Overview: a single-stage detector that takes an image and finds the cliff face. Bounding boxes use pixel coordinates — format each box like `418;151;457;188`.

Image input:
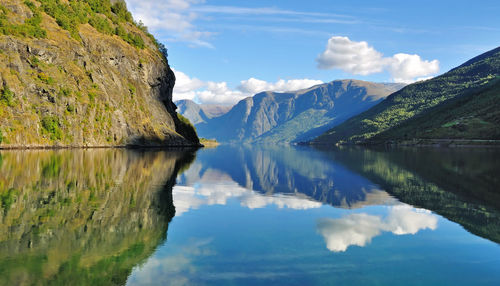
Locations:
0;0;198;147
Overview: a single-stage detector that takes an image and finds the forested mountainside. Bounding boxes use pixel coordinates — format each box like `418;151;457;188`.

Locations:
371;78;500;142
313;47;500;145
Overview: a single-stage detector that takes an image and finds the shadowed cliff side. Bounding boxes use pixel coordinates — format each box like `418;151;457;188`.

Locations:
0;148;195;285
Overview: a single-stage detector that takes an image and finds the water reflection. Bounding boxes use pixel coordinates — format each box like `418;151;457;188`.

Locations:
319;147;500;244
0;149;194;285
127;238;214;285
178;145;399;209
317;206;437;252
2;145;500;285
173;183;322;216
180;145;500;245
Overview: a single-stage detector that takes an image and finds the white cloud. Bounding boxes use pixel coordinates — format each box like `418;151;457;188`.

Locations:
172;69;205;101
127;238;214;285
317;36;440;83
316;36;386;75
172;69;323;105
192;5;352;19
386;205;438;235
388;53;439;83
125;0;213;47
172;69;245;105
316;205;438;252
197;82;246;106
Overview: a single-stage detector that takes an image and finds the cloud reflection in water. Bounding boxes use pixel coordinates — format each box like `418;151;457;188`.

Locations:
316;206;438;252
173;182;322;216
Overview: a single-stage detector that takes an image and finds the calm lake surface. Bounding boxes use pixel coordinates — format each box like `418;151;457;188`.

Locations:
0;146;499;285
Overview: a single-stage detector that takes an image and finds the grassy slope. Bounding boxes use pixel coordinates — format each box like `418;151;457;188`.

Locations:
313;47;500;144
372;78;500;141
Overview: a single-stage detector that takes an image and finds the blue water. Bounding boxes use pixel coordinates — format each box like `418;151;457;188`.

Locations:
126;146;500;285
0;146;499;285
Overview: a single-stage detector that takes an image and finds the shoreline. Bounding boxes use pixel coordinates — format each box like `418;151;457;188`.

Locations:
369;138;500;148
0;144;203;151
303;138;500;148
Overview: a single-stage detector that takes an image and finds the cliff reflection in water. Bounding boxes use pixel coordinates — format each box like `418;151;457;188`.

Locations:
0;149;194;285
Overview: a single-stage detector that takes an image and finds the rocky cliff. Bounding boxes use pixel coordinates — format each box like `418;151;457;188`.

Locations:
0;0;199;147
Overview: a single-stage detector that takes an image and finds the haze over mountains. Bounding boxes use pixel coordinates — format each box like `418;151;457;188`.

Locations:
176;99;231;125
178;80;404;144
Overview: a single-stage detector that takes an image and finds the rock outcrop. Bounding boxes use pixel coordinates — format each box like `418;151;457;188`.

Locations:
0;0;199;147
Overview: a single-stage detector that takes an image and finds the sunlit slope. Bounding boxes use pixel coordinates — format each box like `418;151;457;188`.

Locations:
0;0;198;147
372;78;500;141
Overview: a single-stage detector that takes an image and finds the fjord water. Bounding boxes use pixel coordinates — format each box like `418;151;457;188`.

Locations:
0;147;499;285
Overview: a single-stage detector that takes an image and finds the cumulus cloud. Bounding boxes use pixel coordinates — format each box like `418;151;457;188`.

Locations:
316;205;438;252
316;36;386;75
125;0;213;47
172;69;205;101
172;69;323;105
388;53;440;83
317;36;439;83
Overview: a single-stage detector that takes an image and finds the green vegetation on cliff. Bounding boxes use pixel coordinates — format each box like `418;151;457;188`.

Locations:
314;47;500;144
0;0;199;147
1;0;149;49
175;113;200;145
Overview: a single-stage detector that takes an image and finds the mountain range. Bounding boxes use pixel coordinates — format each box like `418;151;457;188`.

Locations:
179;80;404;144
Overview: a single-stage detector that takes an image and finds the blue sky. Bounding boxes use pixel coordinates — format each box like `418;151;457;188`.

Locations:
125;0;500;105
